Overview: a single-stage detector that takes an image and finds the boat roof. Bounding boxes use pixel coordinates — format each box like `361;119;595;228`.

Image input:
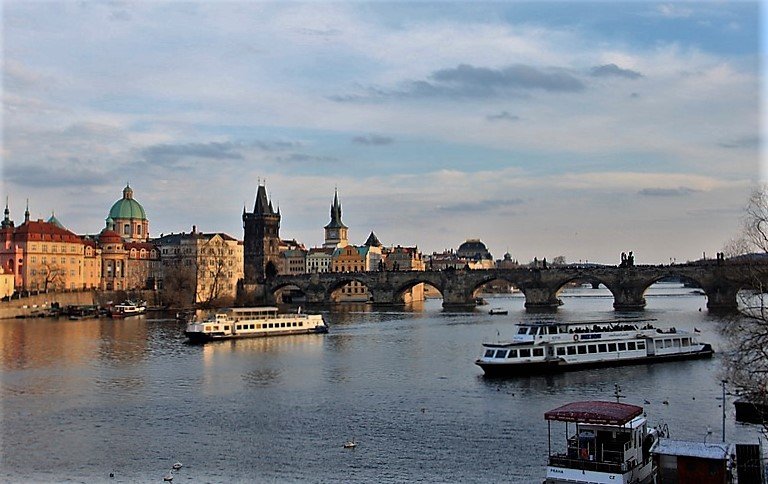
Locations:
544;401;644;425
228;307;279;312
518;319;656;327
652;440;731;460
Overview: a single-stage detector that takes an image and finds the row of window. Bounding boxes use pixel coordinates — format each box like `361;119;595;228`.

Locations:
485;340;648;360
206;321;306;332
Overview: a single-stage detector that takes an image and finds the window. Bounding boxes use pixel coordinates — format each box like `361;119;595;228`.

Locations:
588;345;597;354
627;342;636;351
618;343;627;351
137;225;142;235
557;347;566;356
637;341;646;350
124;224;130;235
494;350;507;359
577;346;587;355
508;349;518;358
520;349;531;358
533;348;544;357
484;349;494;357
681;339;689;347
598;344;607;353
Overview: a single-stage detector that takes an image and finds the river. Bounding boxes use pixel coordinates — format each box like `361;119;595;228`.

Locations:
0;283;761;483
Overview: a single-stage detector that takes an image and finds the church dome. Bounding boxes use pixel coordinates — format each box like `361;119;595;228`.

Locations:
108;184;147;220
457;239;492;260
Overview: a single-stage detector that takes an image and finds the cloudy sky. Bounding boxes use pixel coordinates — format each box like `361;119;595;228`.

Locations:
2;1;762;265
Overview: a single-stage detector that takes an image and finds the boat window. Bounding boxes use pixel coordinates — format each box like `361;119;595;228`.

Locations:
213;326;219;331
508;349;518;358
617;343;627;351
577;346;587;355
268;323;274;328
598;344;607;353
637;341;646;350
567;346;576;355
627;342;636;351
548;326;558;335
250;324;256;329
281;322;286;328
517;328;528;335
673;339;681;348
587;345;597;354
520;349;531;358
293;322;298;327
484;349;494;358
299;322;303;326
559;326;569;334
494;350;508;359
533;348;544;357
224;326;229;331
205;326;211;332
608;343;617;352
236;325;241;330
655;340;663;349
682;338;689;347
557;347;566;356
664;339;673;348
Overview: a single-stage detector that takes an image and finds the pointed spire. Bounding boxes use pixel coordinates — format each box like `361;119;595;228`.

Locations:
324;189;348;229
2;197;10;229
24;198;30;223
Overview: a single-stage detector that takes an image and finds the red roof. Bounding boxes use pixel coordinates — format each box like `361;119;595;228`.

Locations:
98;229;123;243
544;401;643;425
15;220;82;243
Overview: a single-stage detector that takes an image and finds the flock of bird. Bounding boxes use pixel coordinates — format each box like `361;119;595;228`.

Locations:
163;462;183;481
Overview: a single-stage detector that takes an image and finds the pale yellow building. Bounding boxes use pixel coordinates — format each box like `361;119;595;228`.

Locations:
0;267;14;298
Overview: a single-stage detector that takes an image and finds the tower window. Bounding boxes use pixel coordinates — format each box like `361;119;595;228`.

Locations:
137;225;142;235
124;224;130;235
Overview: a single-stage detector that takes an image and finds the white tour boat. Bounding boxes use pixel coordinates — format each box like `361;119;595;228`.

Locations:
110;300;147;318
475;320;712;376
185;307;328;343
544;400;660;484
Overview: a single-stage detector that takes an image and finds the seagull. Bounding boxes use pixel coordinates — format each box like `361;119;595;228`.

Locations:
662;400;669;405
644;399;651;405
172;462;183;470
163;471;174;481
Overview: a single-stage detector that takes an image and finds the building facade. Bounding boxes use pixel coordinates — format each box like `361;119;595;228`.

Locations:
108;184;149;243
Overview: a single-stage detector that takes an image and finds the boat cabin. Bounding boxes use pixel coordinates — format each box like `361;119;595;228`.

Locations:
545;401;655;480
652;440;734;484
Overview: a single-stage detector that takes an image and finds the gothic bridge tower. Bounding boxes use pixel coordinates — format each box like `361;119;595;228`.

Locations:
243;183;281;283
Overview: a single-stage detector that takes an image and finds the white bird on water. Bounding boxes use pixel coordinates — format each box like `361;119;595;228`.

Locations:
163;471;174;481
172;462;183;470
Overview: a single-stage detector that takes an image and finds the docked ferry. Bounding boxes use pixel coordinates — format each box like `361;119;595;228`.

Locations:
544;400;660;484
475;320;712;376
184;307;328;343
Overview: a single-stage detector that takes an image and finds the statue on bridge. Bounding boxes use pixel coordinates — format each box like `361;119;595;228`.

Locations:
620;251;635;268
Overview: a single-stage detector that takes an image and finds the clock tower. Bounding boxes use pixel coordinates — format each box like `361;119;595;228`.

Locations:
323;189;348;249
243;182;281;282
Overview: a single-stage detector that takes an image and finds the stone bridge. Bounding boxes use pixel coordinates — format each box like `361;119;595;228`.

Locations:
267;262;767;312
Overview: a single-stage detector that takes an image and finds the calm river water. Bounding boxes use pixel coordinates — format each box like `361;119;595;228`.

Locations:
0;283;762;483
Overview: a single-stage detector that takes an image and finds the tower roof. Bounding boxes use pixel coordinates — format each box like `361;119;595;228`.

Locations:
254;184;278;215
324;189;347;229
364;231;382;247
109;184;147;220
47;211;64;229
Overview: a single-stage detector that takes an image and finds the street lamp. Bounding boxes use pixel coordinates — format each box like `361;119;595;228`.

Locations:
721;379;727;443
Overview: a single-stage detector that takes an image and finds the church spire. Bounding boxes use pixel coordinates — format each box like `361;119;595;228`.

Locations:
24;199;30;223
324;189;347;229
2;197;11;229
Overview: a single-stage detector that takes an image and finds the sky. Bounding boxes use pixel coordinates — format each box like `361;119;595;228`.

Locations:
1;1;763;265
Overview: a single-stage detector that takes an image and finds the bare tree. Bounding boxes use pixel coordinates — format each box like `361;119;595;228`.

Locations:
721;185;768;431
36;262;65;292
160;261;196;309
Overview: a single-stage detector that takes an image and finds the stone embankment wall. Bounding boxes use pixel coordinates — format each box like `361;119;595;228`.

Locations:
0;290;161;320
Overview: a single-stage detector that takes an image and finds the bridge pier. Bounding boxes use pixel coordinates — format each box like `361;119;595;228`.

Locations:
705;286;739;313
521;287;562;311
611;286;646;311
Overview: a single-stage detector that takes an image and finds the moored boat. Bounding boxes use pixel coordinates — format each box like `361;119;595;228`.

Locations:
544;400;660;484
185;307;327;343
475;320;713;376
488;308;508;315
110;300;147;318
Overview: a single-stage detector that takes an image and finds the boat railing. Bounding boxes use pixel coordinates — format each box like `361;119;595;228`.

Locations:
549;454;626;474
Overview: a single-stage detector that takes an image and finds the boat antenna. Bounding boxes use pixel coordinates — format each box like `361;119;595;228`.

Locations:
614;384;625;403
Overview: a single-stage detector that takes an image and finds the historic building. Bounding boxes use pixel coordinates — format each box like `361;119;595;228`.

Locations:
242;183;281;282
155;227;243;305
306;247;334;273
323;190;348;249
108;184;149;242
0;202;86;291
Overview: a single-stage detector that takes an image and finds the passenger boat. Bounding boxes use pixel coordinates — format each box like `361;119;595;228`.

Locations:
475;320;712;376
185;307;328;343
544;400;660;484
110;300;147;318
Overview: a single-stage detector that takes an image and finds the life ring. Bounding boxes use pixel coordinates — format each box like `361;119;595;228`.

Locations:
573;334;579;341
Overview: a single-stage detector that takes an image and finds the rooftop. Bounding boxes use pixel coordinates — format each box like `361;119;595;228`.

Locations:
544;401;644;426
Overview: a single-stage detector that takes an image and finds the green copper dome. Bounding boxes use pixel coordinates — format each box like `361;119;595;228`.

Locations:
108;184;147;220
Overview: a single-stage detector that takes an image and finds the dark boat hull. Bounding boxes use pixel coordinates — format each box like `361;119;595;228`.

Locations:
476;344;714;377
185;326;328;344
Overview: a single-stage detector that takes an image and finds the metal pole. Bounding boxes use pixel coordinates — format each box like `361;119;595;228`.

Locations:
722;379;727;443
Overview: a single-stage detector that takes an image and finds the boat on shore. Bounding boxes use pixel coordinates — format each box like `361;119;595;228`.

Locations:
543;400;659;484
475;319;713;376
184;307;328;343
110;300;147;318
